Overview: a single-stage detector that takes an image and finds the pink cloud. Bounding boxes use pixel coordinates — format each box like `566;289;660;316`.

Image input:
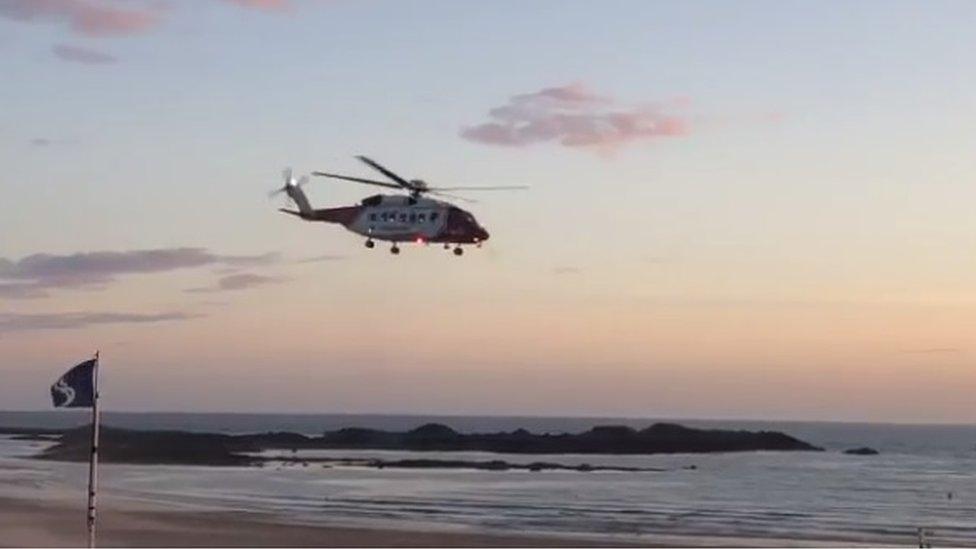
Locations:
185;272;286;293
52;43;116;64
223;0;291;10
461;83;691;150
30;136;79;147
0;0;160;37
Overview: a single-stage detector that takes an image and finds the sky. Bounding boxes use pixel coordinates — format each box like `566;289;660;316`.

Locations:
1;0;975;423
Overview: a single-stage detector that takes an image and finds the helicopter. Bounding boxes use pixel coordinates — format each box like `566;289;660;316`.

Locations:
270;156;525;256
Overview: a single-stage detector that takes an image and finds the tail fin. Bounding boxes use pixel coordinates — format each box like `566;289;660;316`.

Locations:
271;169;314;218
286;183;313;217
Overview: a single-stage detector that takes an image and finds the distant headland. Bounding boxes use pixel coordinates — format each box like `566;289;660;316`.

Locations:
22;422;823;468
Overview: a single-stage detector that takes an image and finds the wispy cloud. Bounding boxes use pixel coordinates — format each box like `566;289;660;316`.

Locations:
29;137;78;147
296;254;347;264
185;273;284;293
0;283;49;300
900;348;962;355
461;83;690;150
0;248;278;299
0;311;199;333
0;0;162;37
0;0;299;40
52;43;116;64
223;0;291;11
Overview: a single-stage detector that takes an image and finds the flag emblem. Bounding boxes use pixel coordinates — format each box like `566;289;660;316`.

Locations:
51;359;96;408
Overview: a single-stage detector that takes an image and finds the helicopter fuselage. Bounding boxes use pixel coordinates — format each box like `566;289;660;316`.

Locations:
290;194;489;245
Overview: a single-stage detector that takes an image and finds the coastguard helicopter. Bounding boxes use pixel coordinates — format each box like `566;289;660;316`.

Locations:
270;156;525;256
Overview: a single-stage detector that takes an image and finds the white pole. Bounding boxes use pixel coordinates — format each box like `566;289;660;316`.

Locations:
87;351;100;549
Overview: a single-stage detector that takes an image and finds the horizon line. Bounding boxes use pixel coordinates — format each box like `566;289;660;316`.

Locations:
3;409;975;428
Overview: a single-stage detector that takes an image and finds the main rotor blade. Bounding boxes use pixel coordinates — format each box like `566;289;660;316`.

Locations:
428;185;529;191
312;172;402;190
356;156;415;189
430;191;479;204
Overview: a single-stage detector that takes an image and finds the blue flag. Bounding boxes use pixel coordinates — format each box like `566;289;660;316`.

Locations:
51;359;96;408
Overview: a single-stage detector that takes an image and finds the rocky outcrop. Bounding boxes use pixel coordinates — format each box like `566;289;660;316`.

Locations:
843;446;879;455
312;422;824;454
37;422;822;465
39;426;254;465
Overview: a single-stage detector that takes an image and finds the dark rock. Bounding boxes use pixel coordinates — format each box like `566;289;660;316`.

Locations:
586;425;639;437
0;426;65;436
35;421;823;466
408;423;458;438
319;458;660;473
325;427;384;443
640;423;695;435
844;447;880;455
39;426;254;465
484;460;509;471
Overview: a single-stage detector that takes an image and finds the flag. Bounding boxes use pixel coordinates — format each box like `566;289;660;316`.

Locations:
51;359;97;408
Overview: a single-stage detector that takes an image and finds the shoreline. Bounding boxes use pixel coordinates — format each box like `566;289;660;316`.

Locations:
0;495;636;548
2;427;964;548
0;493;881;548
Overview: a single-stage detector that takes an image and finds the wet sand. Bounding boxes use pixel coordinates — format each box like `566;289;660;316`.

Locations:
0;496;626;547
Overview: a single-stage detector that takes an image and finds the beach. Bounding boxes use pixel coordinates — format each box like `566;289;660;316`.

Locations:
2;416;974;547
0;496;609;548
0;493;876;548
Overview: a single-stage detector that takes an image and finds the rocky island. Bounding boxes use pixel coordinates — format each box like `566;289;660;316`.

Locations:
31;422;822;467
843;446;880;455
312;422;823;454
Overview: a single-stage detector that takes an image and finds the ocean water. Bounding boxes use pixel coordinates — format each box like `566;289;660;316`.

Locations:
1;412;974;546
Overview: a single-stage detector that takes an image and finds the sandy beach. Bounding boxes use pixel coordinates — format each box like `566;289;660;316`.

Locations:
2;424;968;548
0;496;629;548
0;493;878;548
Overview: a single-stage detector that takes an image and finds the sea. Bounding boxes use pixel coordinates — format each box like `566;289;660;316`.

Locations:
1;411;974;546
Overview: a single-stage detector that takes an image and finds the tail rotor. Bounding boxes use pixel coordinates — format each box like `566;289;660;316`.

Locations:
269;167;314;216
269;167;309;204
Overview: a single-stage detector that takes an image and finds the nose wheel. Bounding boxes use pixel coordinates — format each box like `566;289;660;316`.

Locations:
453;246;463;256
390;244;400;255
365;239;375;249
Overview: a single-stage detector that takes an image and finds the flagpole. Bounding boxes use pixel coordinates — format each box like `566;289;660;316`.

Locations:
87;351;100;549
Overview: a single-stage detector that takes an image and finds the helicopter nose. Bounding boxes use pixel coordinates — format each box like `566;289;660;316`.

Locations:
477;227;490;241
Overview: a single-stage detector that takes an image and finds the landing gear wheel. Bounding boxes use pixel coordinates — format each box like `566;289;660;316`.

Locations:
365;239;375;249
453;247;463;256
390;245;400;255
443;243;451;250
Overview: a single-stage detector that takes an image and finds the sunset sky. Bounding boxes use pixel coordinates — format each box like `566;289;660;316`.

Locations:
2;0;975;423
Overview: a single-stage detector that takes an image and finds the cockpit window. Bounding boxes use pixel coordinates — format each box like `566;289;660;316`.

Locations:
361;195;383;207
